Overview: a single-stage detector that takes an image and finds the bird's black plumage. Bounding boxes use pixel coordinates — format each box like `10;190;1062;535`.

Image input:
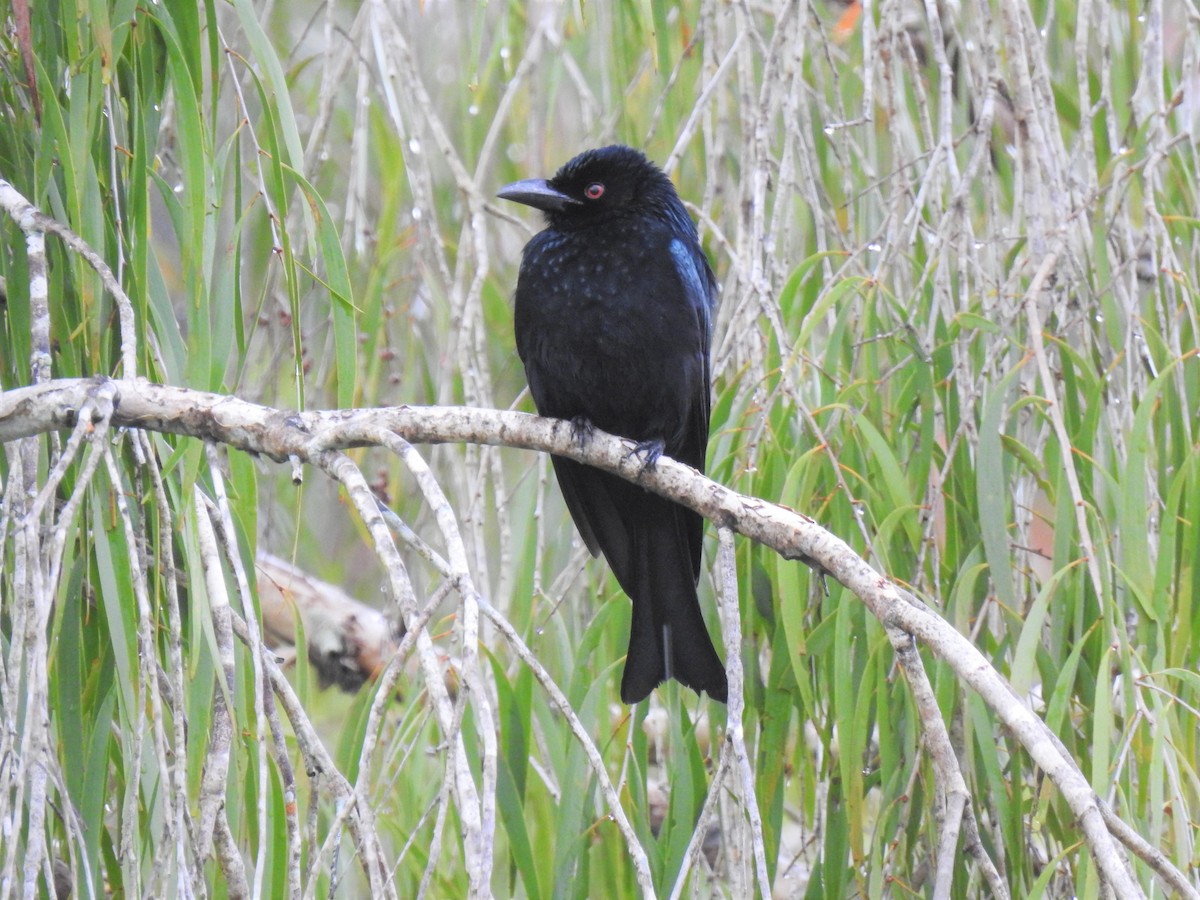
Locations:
498;145;727;704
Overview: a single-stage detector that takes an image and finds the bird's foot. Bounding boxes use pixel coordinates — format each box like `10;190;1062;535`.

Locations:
626;438;665;474
569;416;596;445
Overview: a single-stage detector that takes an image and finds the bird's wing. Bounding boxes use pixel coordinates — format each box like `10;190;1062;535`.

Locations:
551;456;629;566
667;236;718;472
667;235;718;583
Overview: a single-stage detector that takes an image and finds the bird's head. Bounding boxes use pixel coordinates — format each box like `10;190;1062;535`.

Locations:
497;144;682;229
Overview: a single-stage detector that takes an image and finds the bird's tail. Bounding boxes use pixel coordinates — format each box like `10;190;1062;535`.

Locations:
619;496;728;704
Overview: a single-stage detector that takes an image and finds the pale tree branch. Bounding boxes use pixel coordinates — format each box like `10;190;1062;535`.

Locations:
315;447;487;895
0;179;140;379
886;622;1008;900
714;526;770;895
345;425;658;895
2;376;1194;898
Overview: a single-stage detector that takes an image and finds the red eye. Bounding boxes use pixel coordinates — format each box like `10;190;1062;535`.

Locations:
585;182;605;200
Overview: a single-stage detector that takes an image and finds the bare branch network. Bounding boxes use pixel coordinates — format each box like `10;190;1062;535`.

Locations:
1;0;1197;887
1;377;1193;900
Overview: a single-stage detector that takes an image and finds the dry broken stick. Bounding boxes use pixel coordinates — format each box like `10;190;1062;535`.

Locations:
256;552;401;692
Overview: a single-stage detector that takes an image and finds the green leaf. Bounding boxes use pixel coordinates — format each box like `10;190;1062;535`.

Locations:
977;361;1025;615
1012;557;1086;697
281;165;360;407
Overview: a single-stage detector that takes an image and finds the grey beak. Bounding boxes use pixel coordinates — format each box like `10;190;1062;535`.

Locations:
496;178;581;212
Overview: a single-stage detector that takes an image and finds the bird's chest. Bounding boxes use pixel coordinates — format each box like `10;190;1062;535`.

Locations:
514;231;700;435
516;236;682;363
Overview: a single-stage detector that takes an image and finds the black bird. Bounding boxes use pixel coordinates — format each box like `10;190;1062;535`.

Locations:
498;145;727;704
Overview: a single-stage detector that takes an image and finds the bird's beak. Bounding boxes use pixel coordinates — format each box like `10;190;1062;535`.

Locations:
496;178;581;212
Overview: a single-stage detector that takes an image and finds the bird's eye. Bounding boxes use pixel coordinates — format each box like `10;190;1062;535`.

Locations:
584;183;605;200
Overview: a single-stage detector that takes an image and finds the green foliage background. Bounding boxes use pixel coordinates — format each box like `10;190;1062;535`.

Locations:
1;0;1198;897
